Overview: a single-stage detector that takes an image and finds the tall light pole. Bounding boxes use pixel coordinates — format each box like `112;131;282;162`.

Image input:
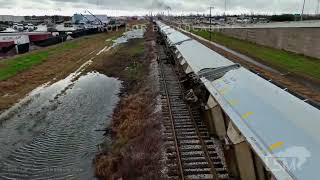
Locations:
225;0;227;21
209;6;214;41
301;0;306;21
317;0;320;15
96;0;100;8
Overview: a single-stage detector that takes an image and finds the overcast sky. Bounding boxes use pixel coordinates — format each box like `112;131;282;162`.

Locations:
0;0;319;16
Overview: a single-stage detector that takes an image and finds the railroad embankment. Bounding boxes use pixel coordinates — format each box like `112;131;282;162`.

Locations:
93;23;164;180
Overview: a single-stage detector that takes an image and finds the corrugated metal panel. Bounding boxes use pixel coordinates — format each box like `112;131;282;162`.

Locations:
157;21;320;180
167;32;190;45
175;41;234;72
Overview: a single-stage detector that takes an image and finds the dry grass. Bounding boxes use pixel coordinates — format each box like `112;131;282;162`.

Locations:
94;88;163;180
113;89;156;138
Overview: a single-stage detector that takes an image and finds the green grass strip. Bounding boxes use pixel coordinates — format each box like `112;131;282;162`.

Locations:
0;40;79;80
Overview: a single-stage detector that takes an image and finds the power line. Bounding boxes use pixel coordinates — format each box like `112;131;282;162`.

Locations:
209;6;214;41
96;0;100;8
224;0;227;21
225;0;227;15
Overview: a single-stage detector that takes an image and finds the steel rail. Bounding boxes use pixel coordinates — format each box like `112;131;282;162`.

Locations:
174;66;225;180
160;61;185;180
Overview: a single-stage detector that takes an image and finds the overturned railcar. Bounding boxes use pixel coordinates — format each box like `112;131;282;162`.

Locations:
157;21;320;180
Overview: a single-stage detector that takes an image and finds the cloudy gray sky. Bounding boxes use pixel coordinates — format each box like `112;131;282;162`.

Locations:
0;0;319;16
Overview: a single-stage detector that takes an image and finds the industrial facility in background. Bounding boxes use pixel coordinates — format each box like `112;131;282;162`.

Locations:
0;12;128;56
0;15;70;25
0;13;126;30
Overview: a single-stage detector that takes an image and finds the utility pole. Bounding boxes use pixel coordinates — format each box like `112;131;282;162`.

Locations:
209;6;214;41
225;0;227;21
301;0;306;21
317;0;320;15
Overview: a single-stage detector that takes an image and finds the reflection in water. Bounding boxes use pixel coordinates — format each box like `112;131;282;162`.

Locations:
0;72;121;180
0;27;146;180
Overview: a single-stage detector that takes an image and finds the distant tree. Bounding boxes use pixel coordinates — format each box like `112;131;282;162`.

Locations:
270;14;295;21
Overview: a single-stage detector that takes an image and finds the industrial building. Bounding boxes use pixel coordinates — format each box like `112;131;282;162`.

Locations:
0;15;25;23
72;14;109;24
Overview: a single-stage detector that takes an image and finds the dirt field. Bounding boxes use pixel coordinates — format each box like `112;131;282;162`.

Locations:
0;30;124;112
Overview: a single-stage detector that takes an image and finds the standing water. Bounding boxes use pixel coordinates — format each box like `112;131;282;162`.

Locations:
0;28;146;180
0;71;121;179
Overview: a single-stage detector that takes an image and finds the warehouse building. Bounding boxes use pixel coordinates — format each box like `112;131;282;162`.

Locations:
0;15;25;23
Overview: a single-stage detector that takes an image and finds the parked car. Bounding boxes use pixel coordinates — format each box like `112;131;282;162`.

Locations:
16;24;24;31
13;23;19;30
26;23;36;31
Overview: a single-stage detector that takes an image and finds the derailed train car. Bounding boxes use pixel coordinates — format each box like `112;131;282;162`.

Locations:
156;21;320;180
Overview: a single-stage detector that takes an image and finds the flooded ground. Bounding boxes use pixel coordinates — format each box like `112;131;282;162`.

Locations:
0;27;146;180
0;67;121;179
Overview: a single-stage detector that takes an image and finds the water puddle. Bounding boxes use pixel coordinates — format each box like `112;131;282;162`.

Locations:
112;28;146;47
0;57;94;125
0;28;146;180
97;28;146;56
0;71;121;179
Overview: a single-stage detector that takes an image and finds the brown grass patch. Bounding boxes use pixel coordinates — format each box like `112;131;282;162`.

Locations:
94;88;162;180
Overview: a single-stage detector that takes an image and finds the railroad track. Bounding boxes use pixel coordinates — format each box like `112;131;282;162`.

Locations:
159;61;229;180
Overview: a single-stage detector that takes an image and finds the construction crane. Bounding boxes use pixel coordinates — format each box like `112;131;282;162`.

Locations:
85;10;103;25
80;13;92;24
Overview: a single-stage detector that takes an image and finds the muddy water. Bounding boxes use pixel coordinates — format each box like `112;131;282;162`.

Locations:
0;71;121;179
0;28;146;180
